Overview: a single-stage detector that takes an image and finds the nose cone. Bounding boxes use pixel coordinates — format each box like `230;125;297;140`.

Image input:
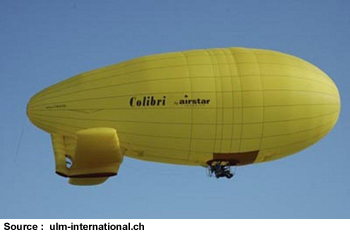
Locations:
327;76;341;124
303;68;341;153
251;49;341;163
310;66;341;131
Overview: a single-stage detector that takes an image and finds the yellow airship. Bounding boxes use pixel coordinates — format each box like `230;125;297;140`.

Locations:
27;47;340;186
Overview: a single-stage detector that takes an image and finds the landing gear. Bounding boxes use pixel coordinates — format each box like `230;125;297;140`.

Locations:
207;161;236;179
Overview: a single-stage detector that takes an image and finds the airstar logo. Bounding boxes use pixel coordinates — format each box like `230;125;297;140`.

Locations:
174;95;210;106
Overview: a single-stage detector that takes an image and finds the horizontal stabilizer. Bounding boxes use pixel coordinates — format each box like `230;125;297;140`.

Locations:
51;128;124;186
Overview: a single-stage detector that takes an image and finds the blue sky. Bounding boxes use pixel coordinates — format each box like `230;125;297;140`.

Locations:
0;0;349;218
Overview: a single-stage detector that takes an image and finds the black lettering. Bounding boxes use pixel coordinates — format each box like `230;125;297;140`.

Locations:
130;95;167;107
151;96;156;106
4;223;38;230
129;97;136;107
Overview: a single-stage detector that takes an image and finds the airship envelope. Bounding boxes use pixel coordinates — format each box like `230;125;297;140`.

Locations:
27;47;340;185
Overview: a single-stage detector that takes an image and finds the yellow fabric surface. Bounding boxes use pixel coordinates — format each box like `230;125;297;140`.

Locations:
27;47;340;171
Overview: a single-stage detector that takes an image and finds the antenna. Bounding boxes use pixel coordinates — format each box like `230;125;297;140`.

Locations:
14;122;25;164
